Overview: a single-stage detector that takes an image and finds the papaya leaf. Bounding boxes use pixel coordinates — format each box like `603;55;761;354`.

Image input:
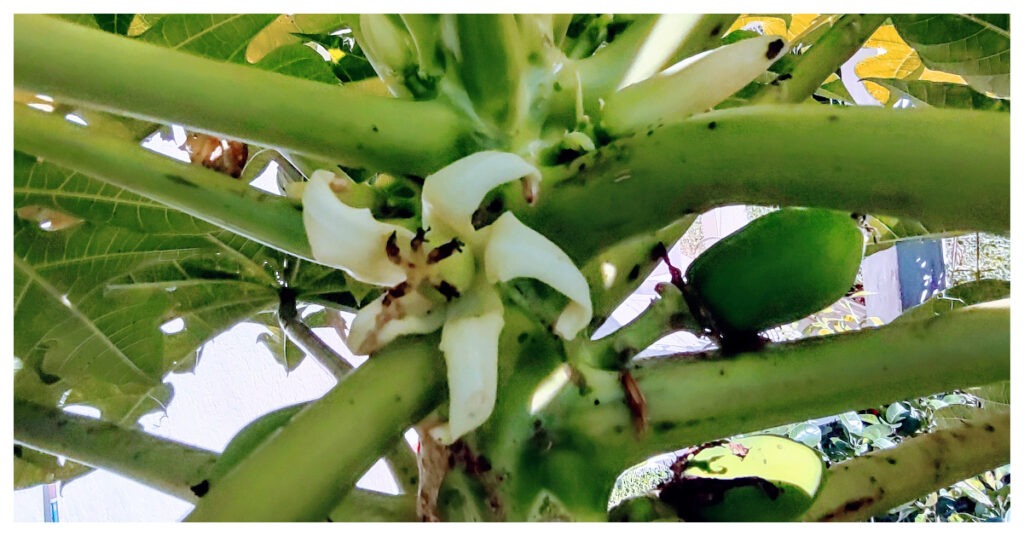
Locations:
255;325;307;372
892;15;1009;98
139;14;279;63
12;216;323;421
856;24;970;105
127;14;162;36
863;215;955;256
14;445;93;489
14;218;200;388
245;14;348;63
815;78;857;105
62;380;174;427
14;151;214;236
863;78;1009;111
893;279;1009;324
255;43;339;85
93;14;133;36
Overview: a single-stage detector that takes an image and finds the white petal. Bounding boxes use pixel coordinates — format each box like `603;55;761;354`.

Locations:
301;170;413;286
484;212;592;339
421;151;541;241
429;283;504;445
347;289;446;355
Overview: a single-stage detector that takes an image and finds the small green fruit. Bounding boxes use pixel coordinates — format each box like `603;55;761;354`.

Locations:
685;208;864;335
661;435;826;522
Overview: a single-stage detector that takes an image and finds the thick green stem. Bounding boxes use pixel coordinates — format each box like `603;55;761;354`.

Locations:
14;399;218;503
803;411;1010;521
751;14;887;104
525;105;1009;261
14;15;480;177
544;303;1008;483
13;105;313;260
185;335;445;522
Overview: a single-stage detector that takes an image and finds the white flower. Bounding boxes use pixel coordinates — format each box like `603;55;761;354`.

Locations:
302;152;592;443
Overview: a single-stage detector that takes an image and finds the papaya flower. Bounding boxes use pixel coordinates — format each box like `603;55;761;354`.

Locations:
300;151;592;444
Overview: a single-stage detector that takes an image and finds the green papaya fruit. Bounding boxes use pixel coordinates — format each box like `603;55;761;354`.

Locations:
685;208;864;336
660;435;826;522
209;403;308;485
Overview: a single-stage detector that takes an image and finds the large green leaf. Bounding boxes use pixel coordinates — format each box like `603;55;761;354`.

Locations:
14;151;213;235
12;218;276;420
862;78;1009;111
139;14;279;63
892;15;1010;98
255;43;339;84
245;14;349;62
93;14;133;35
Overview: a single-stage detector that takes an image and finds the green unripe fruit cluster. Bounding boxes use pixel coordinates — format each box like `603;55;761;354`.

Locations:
685;208;865;336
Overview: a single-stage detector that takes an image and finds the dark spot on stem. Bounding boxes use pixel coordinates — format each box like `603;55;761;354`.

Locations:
710;23;723;36
14;445;23;458
707;121;717;130
777;73;793;81
165;174;198;188
190;479;210;498
984;424;996;432
654;421;676;433
828;114;839;122
669;313;692;330
766;39;785;60
594;399;600;406
869;476;877;483
718;368;726;376
844;497;873;512
371;125;379;132
886;457;897;465
517;332;528;343
627;264;641;281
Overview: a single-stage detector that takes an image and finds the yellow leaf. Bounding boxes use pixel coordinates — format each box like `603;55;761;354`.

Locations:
328;48;346;63
856;25;923;104
788;14;824;40
728;15;790;38
920;69;966;85
246;15;302;63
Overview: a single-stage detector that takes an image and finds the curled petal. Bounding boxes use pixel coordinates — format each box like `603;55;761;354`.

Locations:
429;283;505;445
421;151;541;241
347;288;446;355
484;212;592;339
302;170;413;286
